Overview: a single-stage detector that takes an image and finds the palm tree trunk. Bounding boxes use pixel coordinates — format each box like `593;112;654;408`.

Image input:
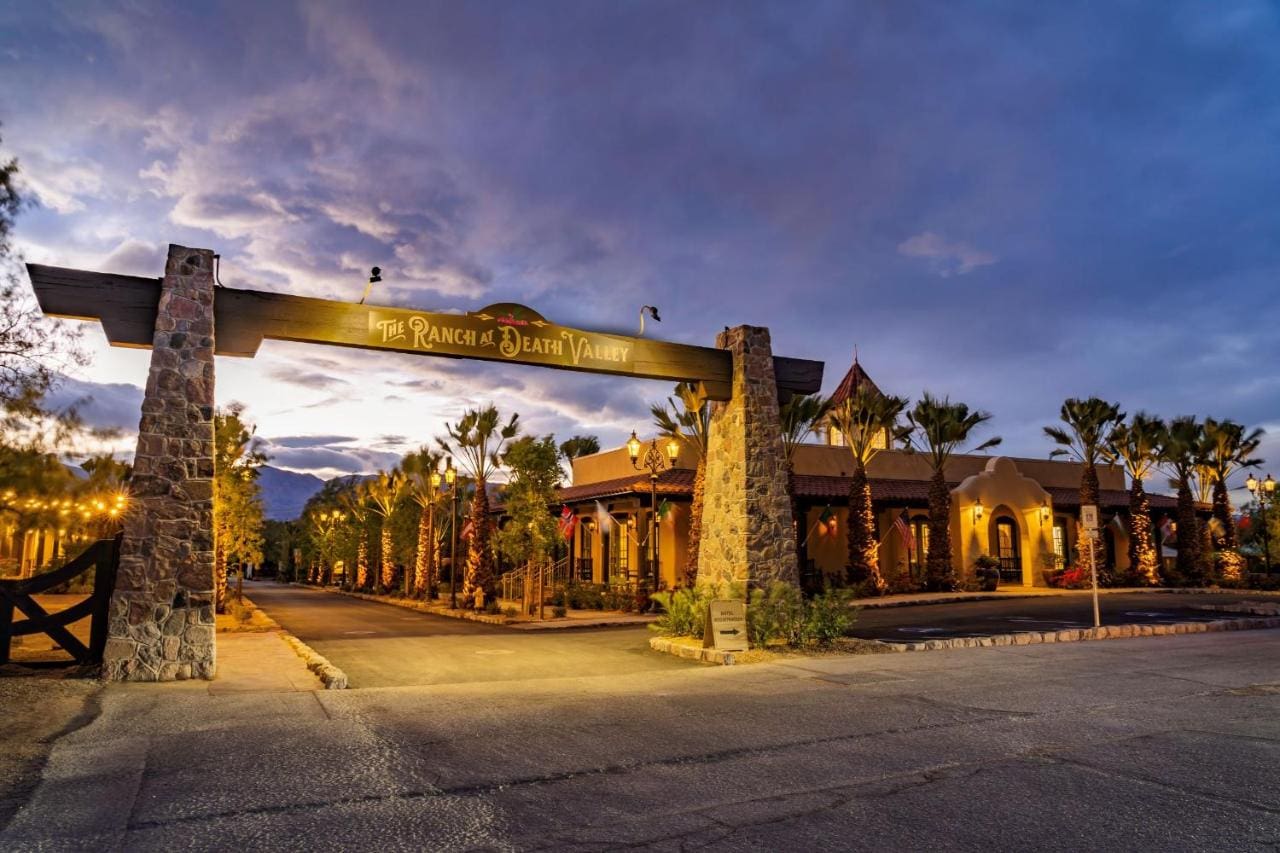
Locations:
1127;480;1159;585
465;483;497;604
380;523;395;592
788;465;808;592
925;471;956;592
685;458;706;586
846;462;882;591
1175;479;1201;582
1212;479;1235;549
214;543;227;612
414;506;435;598
356;533;369;589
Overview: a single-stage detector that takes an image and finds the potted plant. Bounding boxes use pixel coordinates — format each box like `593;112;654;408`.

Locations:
973;555;1001;592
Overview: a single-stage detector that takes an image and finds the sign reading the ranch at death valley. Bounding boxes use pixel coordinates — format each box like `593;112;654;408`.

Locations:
705;599;749;652
368;303;638;373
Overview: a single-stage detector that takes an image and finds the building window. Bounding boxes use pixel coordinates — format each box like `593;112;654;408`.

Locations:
609;522;629;580
910;516;929;576
1052;520;1068;570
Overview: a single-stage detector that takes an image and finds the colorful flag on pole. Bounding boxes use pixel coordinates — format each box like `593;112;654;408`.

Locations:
558;505;577;540
657;499;671;520
1159;517;1176;544
461;516;476;540
893;510;915;555
595;500;613;531
818;505;836;537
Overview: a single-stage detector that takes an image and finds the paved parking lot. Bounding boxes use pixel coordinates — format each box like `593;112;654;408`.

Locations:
849;591;1271;640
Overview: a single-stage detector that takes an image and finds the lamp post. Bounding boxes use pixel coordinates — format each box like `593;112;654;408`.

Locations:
628;431;681;601
1245;473;1276;573
427;468;442;599
446;457;459;609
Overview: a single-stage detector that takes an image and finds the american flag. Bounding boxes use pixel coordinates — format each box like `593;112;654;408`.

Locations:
893;510;915;555
461;517;476;540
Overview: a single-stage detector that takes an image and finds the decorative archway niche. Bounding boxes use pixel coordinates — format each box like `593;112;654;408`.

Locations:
28;244;823;681
952;457;1054;587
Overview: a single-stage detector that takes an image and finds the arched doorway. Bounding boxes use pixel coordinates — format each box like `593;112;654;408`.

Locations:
993;515;1022;583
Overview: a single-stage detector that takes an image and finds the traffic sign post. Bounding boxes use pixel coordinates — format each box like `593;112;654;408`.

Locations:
1081;505;1100;629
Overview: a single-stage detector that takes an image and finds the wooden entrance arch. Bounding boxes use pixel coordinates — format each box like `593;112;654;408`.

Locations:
28;244;823;681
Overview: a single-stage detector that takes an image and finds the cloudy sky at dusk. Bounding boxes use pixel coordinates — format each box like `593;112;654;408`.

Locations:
2;2;1279;488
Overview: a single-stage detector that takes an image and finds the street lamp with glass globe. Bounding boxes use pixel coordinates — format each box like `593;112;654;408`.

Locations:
628;431;682;600
1246;473;1276;573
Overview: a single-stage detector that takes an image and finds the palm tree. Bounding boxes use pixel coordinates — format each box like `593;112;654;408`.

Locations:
1201;418;1263;549
1160;416;1207;583
559;435;601;461
340;482;372;590
437;405;520;604
1044;397;1124;573
827;386;910;591
366;472;405;594
651;383;711;586
402;449;445;598
905;394;1001;592
1108;413;1165;585
779;393;831;585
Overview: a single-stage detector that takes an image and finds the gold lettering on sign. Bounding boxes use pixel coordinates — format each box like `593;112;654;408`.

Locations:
377;319;406;343
369;310;631;369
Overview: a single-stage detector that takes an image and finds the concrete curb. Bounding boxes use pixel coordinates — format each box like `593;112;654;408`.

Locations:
650;615;1280;664
851;586;1280;610
875;615;1280;653
277;632;349;690
329;588;511;625
648;636;737;665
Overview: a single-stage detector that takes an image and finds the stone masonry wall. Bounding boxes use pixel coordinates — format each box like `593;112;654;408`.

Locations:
102;245;217;681
696;326;799;590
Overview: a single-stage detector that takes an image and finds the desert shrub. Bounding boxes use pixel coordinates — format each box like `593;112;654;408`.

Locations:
884;574;923;595
502;605;519;618
552;605;567;618
565;582;606;610
225;598;252;624
746;582;806;646
805;588;857;645
650;586;712;638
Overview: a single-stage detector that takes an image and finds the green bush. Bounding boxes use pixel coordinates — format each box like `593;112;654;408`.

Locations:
652;582;857;649
805;588;857;645
650;586;712;638
552;605;567;618
746;582;805;646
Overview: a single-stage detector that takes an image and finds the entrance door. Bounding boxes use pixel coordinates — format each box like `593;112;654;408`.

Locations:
994;517;1021;582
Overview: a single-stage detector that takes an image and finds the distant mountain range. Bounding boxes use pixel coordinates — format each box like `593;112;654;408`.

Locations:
258;466;327;521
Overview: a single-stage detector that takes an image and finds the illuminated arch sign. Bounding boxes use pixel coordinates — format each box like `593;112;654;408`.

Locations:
25;266;823;400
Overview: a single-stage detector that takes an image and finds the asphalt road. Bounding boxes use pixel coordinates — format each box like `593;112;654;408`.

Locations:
246;581;692;688
5;622;1279;851
849;591;1273;640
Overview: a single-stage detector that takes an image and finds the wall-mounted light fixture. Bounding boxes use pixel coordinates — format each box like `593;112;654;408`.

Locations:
1040;500;1050;525
974;498;984;523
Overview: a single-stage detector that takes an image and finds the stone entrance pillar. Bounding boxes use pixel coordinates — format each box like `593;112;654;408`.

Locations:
103;245;217;681
696;326;799;590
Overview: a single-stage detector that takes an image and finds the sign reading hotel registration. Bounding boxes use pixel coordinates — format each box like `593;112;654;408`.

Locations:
705;599;749;652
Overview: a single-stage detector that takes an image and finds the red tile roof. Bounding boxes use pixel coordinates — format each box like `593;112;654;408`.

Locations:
829;359;883;406
554;471;1193;513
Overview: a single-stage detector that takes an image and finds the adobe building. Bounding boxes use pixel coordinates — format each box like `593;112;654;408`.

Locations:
556;357;1182;591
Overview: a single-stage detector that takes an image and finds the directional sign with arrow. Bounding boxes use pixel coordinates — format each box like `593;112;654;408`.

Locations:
705;600;749;652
